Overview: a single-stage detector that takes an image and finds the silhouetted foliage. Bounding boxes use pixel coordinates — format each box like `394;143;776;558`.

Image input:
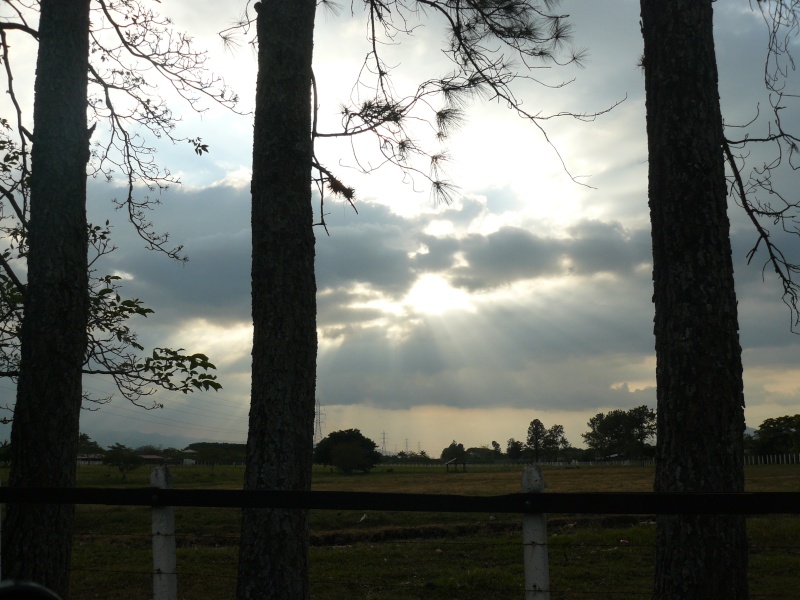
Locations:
526;419;547;461
748;414;800;455
0;441;10;463
506;438;524;460
103;443;143;480
185;442;247;463
440;440;467;463
393;450;435;463
314;429;382;474
542;424;570;461
582;405;655;459
525;419;570;461
465;446;498;462
78;433;104;456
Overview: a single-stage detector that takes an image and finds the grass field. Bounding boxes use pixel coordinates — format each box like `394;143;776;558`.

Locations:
4;463;799;599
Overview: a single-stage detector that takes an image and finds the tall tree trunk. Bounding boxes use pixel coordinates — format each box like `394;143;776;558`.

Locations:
640;1;748;598
1;0;91;596
236;1;317;599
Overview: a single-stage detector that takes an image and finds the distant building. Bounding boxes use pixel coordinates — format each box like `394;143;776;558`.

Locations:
444;457;467;473
77;454;104;466
139;455;165;464
182;448;198;465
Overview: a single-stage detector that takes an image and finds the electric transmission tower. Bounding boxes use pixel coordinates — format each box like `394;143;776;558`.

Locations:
313;397;325;446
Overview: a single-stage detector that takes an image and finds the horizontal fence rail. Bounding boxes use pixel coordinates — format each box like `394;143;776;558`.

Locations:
0;488;798;515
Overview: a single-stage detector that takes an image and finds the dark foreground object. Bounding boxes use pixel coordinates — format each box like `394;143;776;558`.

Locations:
0;581;62;599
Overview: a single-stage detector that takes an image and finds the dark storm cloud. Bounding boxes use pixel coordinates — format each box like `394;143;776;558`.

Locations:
450;227;563;290
317;288;394;341
410;235;462;272
449;220;651;292
315;209;418;294
310;194;660;357
318;265;657;412
728;221;800;353
85;170;795;421
68;0;798;441
567;220;652;275
319;328;658;412
87;181;251;324
315;197;656;302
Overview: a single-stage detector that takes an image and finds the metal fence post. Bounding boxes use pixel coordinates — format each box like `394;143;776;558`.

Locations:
522;464;550;600
151;465;177;600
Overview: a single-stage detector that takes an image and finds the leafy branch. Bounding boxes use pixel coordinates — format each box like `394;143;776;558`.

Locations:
0;0;228;410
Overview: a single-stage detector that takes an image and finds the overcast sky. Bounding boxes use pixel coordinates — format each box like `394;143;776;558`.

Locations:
2;0;799;454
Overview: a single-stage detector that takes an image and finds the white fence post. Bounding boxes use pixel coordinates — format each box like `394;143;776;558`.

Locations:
151;465;177;600
522;464;550;600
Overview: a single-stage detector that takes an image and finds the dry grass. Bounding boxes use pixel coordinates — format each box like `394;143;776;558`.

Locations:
1;463;798;598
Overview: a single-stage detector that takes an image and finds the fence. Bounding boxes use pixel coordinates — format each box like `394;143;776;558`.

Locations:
1;465;799;599
744;453;800;465
385;454;800;468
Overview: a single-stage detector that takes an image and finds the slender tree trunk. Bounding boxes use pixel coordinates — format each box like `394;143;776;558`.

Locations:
1;0;91;596
640;1;748;598
236;1;317;598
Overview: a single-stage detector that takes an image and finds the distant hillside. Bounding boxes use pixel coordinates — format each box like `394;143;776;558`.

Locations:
88;429;204;452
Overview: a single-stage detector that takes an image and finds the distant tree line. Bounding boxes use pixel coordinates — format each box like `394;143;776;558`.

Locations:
41;434;249;478
745;415;800;455
76;408;797;476
77;436;248;463
475;406;657;464
70;436;247;478
455;410;798;464
3;410;793;478
307;407;656;472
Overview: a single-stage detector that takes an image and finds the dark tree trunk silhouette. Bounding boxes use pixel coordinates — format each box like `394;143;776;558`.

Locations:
236;1;317;598
640;1;748;597
233;1;608;596
1;0;91;595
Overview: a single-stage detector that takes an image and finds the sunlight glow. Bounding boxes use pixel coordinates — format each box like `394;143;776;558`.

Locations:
166;319;252;368
404;274;475;315
407;243;430;258
424;220;455;237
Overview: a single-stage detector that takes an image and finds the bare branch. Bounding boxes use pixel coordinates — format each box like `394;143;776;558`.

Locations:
724;139;800;329
0;22;38;38
723;1;800;330
310;0;621;209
